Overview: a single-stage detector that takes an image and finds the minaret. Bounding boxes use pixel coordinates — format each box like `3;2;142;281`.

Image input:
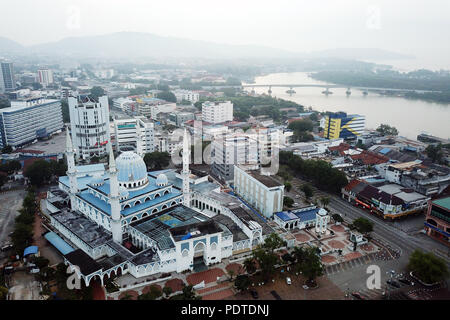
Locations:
135;121;144;157
182;128;191;207
108;143;122;243
66;129;78;211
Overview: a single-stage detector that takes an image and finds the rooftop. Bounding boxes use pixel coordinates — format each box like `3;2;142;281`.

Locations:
432;197;450;211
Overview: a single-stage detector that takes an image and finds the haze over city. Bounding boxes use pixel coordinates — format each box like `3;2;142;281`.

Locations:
1;0;450;69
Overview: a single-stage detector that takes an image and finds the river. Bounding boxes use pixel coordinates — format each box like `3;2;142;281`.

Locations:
245;72;450;140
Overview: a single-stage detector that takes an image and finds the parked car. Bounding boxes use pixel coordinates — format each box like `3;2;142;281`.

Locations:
387;280;401;288
351;292;366;300
302;285;309;290
270;290;282;300
250;290;259;299
286;277;292;285
1;244;13;252
29;268;40;274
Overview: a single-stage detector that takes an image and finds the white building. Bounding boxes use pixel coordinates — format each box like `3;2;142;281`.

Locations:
68;95;111;159
173;89;199;103
211;133;259;182
233;165;284;219
37;69;54;87
114;116;155;156
202;101;233;124
0;97;63;149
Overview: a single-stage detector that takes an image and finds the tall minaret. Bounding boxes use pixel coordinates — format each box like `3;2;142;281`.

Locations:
135;120;144;157
108;143;122;243
66;129;78;211
182;128;191;207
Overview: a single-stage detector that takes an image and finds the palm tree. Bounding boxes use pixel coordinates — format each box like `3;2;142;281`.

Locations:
243;258;257;275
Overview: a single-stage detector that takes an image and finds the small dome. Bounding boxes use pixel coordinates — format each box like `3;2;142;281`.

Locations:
156;173;168;187
119;186;129;199
116;151;148;188
90;174;104;186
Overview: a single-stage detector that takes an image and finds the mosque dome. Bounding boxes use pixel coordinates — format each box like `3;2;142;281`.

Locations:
156;173;168;187
90;174;104;187
116;151;149;189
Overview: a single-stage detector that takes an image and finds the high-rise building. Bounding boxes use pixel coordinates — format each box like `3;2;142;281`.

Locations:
211;133;258;182
323;112;365;140
202;101;233;124
0;97;63;149
0;61;16;93
114;116;155;156
37;68;54;87
68;95;111;159
173;89;199;103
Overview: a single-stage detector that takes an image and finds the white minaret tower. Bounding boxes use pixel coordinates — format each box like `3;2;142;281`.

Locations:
135;121;144;157
66;129;78;211
108;143;122;243
182;128;191;207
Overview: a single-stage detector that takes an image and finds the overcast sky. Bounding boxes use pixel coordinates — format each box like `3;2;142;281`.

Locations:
2;0;450;68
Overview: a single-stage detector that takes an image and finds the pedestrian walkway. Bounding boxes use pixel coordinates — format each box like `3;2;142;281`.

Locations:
324;252;377;276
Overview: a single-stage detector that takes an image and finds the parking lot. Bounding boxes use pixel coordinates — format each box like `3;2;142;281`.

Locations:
22;131;66;154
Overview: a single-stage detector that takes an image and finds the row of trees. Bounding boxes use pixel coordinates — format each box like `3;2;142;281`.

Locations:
24;159;67;187
279;151;348;194
10;191;37;255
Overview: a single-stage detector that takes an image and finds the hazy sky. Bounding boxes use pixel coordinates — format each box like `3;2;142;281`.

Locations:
2;0;450;68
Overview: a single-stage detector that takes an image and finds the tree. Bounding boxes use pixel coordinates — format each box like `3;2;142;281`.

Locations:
243;258;257;275
298;247;324;286
426;144;444;163
90;86;105;99
301;184;314;199
408;249;448;284
0;286;8;300
284;181;292;192
156;91;177;103
234;275;251;292
352;217;374;235
253;247;279;281
319;196;330;208
376;124;399;136
32;82;43;90
283;196;294;208
162;286;173;298
143;152;171;170
0;160;21;173
138;285;162;300
0;96;11;109
171;285;201;300
24;160;52;187
227;269;235;281
263;233;286;253
332;214;344;223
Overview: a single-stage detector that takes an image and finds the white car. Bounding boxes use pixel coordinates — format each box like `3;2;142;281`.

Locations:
29;268;40;274
286;277;292;285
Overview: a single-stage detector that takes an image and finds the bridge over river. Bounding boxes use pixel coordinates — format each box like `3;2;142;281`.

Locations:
241;83;439;94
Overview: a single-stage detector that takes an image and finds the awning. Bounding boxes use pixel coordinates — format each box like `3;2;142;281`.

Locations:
44;232;75;255
24;245;39;257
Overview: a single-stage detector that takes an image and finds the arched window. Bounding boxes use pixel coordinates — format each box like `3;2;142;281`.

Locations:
124;204;131;209
135;200;142;206
142;212;148;218
131;216;138;222
162;205;168;210
170;201;177;207
154;193;160;198
164;190;170;195
144;197;151;202
152;208;158;214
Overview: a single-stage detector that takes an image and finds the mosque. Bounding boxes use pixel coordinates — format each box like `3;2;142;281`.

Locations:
45;129;273;287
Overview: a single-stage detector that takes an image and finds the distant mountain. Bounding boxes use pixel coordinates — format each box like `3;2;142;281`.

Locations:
28;32;299;60
309;48;415;61
0;32;414;62
0;37;25;53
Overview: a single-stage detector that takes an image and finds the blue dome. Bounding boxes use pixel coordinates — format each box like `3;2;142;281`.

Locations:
116;151;148;185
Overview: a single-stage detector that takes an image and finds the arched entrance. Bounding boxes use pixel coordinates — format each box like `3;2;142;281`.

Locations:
192;241;207;272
